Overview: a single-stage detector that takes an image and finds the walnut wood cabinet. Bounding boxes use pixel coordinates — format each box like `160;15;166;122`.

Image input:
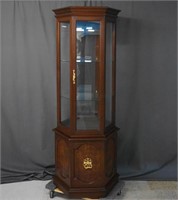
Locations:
52;6;121;199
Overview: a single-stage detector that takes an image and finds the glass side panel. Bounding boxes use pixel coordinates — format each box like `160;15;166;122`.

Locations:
105;22;113;127
76;21;100;130
60;22;70;126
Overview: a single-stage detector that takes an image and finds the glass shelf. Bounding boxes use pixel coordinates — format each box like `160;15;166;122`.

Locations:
61;96;70;100
60;95;98;100
60;60;70;62
77;115;99;130
77;100;98;116
60;60;100;63
76;56;99;63
76;61;100;63
60;115;99;130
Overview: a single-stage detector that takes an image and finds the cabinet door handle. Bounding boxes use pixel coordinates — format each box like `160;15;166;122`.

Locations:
72;69;76;84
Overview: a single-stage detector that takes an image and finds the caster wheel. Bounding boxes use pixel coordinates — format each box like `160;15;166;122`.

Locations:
50;190;54;198
117;190;121;196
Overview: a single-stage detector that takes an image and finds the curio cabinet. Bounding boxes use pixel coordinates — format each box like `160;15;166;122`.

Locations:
52;6;121;199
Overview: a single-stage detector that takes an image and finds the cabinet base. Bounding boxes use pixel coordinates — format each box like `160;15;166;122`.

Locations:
53;173;119;199
53;130;119;198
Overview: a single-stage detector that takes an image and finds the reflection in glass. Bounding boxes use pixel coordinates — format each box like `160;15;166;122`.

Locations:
76;21;100;130
60;22;70;126
105;22;113;127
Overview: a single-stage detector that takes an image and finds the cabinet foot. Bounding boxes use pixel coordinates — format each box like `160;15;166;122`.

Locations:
46;180;64;198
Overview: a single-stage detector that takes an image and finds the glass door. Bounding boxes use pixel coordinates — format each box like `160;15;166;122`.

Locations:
105;21;116;128
60;22;70;127
105;22;113;127
76;21;100;130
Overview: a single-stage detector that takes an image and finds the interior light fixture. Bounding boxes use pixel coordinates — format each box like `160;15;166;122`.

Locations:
76;27;84;32
85;60;92;62
88;29;95;32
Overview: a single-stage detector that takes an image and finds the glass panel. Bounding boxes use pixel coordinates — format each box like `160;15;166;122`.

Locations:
105;22;113;127
76;21;100;130
60;22;70;126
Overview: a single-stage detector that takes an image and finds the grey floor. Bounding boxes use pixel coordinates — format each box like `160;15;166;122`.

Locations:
0;180;177;200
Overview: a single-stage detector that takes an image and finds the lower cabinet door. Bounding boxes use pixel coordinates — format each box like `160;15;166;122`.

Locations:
72;142;105;187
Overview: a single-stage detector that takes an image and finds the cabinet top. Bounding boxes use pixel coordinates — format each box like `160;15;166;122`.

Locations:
53;6;121;18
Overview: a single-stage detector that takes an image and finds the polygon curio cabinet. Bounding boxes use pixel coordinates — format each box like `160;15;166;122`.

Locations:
52;6;121;199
